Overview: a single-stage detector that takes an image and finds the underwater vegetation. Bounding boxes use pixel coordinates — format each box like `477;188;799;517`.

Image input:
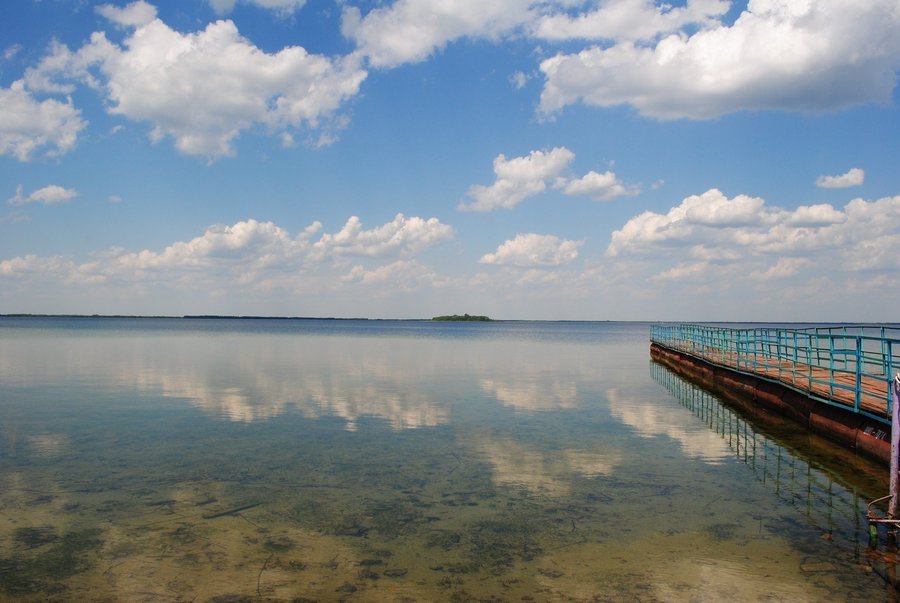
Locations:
2;528;103;597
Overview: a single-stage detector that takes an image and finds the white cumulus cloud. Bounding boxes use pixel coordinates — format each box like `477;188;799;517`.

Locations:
510;70;533;90
209;0;307;15
0;81;85;161
341;0;734;71
481;233;583;267
27;3;367;158
607;189;900;278
7;184;79;206
786;203;847;226
3;44;22;61
342;260;443;290
653;260;715;282
95;1;157;27
539;0;900;119
533;0;730;42
607;188;773;257
312;214;454;259
840;234;900;272
0;214;453;292
608;189;793;257
342;0;536;68
816;167;865;189
558;169;640;201
749;257;811;281
461;147;641;210
73;219;306;285
459;147;575;211
0;255;76;279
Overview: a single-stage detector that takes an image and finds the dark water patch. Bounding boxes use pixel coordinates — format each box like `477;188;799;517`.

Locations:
210;595;253;603
1;529;103;596
707;522;740;541
264;534;296;552
358;558;383;566
14;526;59;549
384;568;408;577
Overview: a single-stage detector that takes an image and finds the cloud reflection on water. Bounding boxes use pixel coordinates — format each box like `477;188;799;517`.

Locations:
476;436;621;496
26;433;69;458
2;330;611;429
607;387;731;464
3;333;455;430
479;375;579;412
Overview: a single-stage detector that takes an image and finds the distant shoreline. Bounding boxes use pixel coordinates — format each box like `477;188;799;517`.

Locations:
0;314;371;321
2;315;891;326
0;313;624;323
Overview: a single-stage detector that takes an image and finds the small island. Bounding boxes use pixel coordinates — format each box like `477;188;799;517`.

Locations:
432;314;493;322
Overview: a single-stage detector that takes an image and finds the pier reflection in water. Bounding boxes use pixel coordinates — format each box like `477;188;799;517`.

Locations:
651;360;886;566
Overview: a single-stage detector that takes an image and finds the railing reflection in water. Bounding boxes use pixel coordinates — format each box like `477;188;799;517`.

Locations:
650;361;872;558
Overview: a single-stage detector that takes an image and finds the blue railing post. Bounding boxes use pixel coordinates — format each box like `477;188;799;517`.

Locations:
889;340;895;409
855;336;862;413
791;331;798;386
829;335;836;398
721;328;727;365
775;329;780;377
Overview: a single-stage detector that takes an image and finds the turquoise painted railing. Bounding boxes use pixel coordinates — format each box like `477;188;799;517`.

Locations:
650;323;900;425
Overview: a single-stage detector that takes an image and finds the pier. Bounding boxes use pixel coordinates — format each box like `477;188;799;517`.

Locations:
650;323;900;464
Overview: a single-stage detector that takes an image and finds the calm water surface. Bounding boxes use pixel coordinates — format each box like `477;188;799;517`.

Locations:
0;318;892;601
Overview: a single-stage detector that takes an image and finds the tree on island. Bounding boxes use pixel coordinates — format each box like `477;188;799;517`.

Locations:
432;313;493;321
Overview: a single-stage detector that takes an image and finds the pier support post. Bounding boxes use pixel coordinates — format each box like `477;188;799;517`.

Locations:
890;376;900;542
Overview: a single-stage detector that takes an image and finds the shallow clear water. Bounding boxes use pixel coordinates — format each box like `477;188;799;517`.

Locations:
0;317;892;602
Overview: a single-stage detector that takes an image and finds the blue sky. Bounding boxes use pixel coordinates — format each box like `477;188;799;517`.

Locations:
1;0;899;320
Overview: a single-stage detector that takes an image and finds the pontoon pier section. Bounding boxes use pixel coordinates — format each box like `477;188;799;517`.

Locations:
649;323;900;548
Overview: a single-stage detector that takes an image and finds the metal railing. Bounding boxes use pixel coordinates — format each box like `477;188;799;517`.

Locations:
650;323;900;425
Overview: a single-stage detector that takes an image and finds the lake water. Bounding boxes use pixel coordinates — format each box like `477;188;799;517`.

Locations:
0;317;893;602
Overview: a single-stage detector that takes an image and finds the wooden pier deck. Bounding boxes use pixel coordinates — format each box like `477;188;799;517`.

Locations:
660;341;889;418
